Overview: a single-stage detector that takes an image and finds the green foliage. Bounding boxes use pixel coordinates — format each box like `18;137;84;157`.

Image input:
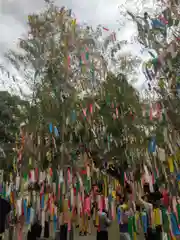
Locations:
0;91;29;170
0;3;150;171
0;91;29;143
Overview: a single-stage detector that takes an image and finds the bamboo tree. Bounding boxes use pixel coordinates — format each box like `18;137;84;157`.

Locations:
0;1;149;173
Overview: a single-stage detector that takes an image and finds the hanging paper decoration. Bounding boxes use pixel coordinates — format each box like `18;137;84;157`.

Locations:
170;213;180;236
141;212;148;234
85;49;89;61
2;7;180;239
156;103;161;119
168;157;174;173
158;15;168;25
89;104;93;114
81;52;86;65
71;110;76;122
116;107;119;118
49;123;53;133
82;108;87;117
102;27;109;31
111;32;116;41
149;106;153;120
148;137;156;153
54;126;59;137
90;61;95;81
151;19;166;28
67;55;71;68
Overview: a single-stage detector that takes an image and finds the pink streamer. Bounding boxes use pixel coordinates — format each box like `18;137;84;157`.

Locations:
159;16;168;25
17;225;22;240
68;56;71;67
124;172;127;183
116;108;118;118
111;32;116;41
84;197;91;215
152;174;155;184
172;197;178;219
82;108;87;117
98;195;102;212
111;201;115;220
35;168;38;181
149;107;153;120
81;53;86;64
68;220;71;231
67;168;71;185
89;104;93;114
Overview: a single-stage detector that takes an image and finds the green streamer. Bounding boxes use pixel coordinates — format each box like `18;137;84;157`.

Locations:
152;57;159;66
133;216;137;233
59;182;63;212
176;203;180;224
86;52;89;61
71;151;77;162
90;62;95;81
128;216;133;239
79;56;82;66
76;181;80;195
52;170;57;183
161;208;169;232
120;172;124;186
106;94;110;105
24;173;28;182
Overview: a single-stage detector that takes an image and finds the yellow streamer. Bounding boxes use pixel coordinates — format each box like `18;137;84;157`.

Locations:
168;157;174;173
158;79;165;89
72;19;76;26
112;190;116;199
115;179;118;188
63;199;68;212
45;194;48;204
95;212;99;226
104;176;107;197
63;182;65;195
154;208;161;226
29;157;32;166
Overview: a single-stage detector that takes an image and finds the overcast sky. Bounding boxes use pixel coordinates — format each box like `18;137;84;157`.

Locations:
0;0;157;92
0;0;135;52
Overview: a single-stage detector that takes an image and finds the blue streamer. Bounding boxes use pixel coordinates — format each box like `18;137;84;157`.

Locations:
24;199;27;222
148;137;156;153
117;207;121;224
171;213;180;236
27;207;30;224
41;194;45;209
151;19;165;28
53;215;57;231
49;123;53;133
71;110;76;122
177;174;180;181
141;213;148;233
108;194;112;203
54;126;59;137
